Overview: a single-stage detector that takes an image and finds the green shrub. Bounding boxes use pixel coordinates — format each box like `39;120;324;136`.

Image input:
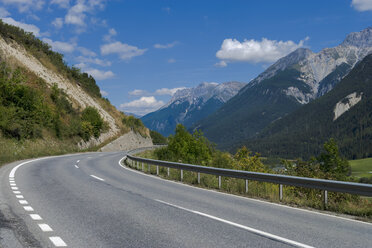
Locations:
81;107;103;138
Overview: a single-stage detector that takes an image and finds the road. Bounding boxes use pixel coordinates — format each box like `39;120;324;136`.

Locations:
0;152;371;247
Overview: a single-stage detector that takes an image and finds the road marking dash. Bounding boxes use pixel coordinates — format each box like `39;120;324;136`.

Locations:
24;206;34;211
16;195;24;199
76;160;80;163
90;175;105;181
39;224;53;232
49;236;67;247
10;183;16;186
11;187;18;190
74;165;79;169
155;199;314;248
13;191;21;194
30;214;42;220
19;200;28;204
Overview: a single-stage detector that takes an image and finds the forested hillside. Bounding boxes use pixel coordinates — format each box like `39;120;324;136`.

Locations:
245;54;372;160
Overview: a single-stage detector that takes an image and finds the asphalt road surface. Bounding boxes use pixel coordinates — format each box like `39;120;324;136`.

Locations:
0;152;371;247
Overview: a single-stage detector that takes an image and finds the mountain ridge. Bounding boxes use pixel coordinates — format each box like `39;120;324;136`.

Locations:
194;27;372;151
141;81;245;136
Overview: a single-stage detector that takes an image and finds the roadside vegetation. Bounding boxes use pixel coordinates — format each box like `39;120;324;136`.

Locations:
350;157;372;184
0;63;107;165
0;21;149;166
130;124;372;219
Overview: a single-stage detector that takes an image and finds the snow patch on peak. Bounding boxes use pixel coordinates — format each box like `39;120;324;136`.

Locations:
333;92;363;121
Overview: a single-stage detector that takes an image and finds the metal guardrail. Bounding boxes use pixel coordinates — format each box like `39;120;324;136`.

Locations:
125;154;372;205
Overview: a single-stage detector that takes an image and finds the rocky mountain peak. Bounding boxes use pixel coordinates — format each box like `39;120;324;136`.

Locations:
341;27;372;48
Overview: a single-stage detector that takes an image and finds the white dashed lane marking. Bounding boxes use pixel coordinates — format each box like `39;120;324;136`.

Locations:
90;175;105;181
76;160;80;163
38;224;53;232
24;206;34;211
11;187;18;190
49;237;67;247
74;165;79;169
16;195;24;199
13;191;21;194
19;200;28;204
30;214;42;220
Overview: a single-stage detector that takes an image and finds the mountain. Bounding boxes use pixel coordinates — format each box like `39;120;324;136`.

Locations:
0;20;149;164
141;82;245;136
194;27;372;151
245;53;372;160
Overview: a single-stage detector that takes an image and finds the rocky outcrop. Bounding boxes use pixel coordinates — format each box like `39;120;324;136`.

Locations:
100;131;153;152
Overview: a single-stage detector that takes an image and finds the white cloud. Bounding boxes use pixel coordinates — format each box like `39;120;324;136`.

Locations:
64;0;107;29
0;0;44;13
0;7;10;18
2;17;40;36
65;1;87;26
100;89;108;96
162;7;170;14
103;28;117;42
129;89;148;96
154;87;186;96
101;41;147;60
129;87;186;97
214;60;227;67
52;17;63;29
168;58;176;63
84;68;115;80
216;37;308;64
120;96;164;115
43;38;75;53
154;41;178;49
352;0;372;11
51;0;70;8
76;55;111;66
77;46;97;57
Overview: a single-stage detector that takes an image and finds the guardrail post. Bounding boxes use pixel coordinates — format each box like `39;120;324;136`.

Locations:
279;184;283;201
181;169;183;182
137;161;139;170
156;166;159;175
142;162;144;171
167;167;170;177
245;180;248;193
218;176;221;189
197;173;200;184
148;163;150;173
323;190;328;209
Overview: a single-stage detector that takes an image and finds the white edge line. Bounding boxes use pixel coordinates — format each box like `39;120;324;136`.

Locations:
155;199;314;248
49;236;67;247
118;156;372;226
90;175;105;181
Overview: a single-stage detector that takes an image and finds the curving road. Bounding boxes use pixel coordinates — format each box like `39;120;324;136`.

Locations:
0;152;371;247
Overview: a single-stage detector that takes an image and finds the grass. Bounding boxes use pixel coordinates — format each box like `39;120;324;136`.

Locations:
0;134;81;166
349;157;372;178
128;150;372;221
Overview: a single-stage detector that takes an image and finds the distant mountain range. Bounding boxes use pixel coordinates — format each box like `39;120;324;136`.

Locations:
245;53;372;160
141;82;245;136
193;27;372;151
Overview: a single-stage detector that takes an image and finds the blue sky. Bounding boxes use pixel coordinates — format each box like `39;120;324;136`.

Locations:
0;0;372;116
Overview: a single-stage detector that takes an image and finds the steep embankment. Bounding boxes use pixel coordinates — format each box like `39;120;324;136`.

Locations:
0;21;151;165
0;37;120;148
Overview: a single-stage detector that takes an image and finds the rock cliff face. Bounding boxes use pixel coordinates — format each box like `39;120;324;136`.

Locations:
100;131;153;152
